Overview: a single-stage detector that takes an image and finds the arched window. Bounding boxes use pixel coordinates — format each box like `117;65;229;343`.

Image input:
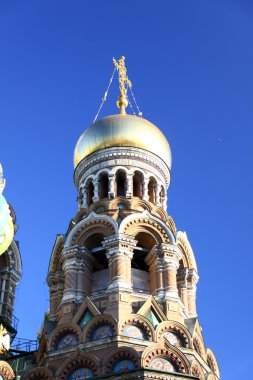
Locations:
133;172;143;198
99;173;109;199
148;178;156;203
115;170;126;196
84;233;108;295
87;180;94;206
132;232;156;294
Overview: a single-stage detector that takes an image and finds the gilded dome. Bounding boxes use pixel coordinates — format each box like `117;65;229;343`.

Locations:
74;114;171;169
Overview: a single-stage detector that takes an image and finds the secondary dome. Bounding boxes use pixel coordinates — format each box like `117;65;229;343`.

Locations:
74;114;172;169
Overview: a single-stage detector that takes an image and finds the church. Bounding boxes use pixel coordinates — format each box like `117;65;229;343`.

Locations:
0;57;220;380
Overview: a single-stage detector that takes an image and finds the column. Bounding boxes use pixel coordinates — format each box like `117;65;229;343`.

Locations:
61;247;79;303
187;269;199;317
145;247;164;298
177;268;189;314
103;234;137;290
158;243;182;300
92;178;100;202
108;174;115;199
155;183;162;206
81;186;88;208
142;177;149;201
126;174;133;198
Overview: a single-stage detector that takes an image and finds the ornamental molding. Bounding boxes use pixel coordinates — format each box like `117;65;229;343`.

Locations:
83;314;117;343
64;212;118;248
23;367;53;380
48;322;82;352
119;211;175;244
55;351;101;380
141;342;191;374
102;346;141;374
118;313;155;341
74;146;170;187
155;321;191;347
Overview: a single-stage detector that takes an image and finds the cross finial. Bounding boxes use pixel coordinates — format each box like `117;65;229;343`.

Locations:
113;56;132;114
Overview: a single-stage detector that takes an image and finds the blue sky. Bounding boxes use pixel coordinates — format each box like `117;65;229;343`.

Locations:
1;1;253;378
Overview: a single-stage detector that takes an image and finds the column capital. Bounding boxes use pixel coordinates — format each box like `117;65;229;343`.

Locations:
158;243;182;265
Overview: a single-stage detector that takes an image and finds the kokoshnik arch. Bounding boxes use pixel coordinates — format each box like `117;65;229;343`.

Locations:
0;57;220;380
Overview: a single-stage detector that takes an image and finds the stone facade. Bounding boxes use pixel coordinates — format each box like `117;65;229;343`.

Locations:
11;119;220;380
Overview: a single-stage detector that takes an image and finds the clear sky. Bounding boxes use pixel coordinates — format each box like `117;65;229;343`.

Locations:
1;1;252;378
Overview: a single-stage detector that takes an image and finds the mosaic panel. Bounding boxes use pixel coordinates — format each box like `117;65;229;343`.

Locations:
112;360;135;373
91;324;113;341
122;324;146;340
150;358;175;372
56;334;78;349
162;331;182;347
69;368;93;380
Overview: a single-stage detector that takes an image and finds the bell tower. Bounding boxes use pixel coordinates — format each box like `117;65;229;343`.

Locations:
21;57;220;380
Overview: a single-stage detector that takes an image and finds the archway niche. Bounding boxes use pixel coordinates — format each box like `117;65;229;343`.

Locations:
148;178;156;204
99;173;109;199
87;180;94;206
133;172;143;198
115;170;126;196
132;232;156;293
84;233;108;295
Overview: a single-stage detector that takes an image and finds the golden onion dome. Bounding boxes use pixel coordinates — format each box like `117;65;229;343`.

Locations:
74;114;172;169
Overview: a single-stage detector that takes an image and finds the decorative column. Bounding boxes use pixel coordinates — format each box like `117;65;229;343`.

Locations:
155;183;162;206
126;174;133;198
108;174;115;199
187;269;199;317
92;178;99;202
162;192;167;210
142;177;149;201
177;268;189;314
145;246;164;298
81;186;88;208
76;249;94;302
103;233;137;320
103;234;137;290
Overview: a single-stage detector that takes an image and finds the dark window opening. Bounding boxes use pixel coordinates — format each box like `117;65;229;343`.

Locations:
148;178;156;203
99;173;109;199
133;172;143;197
116;171;126;196
87;181;94;206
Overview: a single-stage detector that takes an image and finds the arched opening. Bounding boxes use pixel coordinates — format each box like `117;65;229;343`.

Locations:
115;170;126;196
87;180;94;206
84;233;108;295
99;173;109;199
148;178;156;204
133;172;143;198
132;232;156;294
